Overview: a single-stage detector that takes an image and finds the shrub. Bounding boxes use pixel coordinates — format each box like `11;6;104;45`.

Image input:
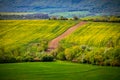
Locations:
110;59;120;66
57;44;65;53
104;59;111;66
109;16;120;22
65;49;73;61
80;45;92;52
40;54;54;62
23;56;34;62
72;46;81;53
50;50;58;58
9;57;17;63
84;48;105;65
33;57;41;62
64;46;92;61
35;52;43;58
83;47;120;66
57;52;66;60
113;47;120;61
76;53;86;63
73;16;79;20
86;47;92;51
0;55;17;63
64;46;80;61
58;16;68;20
94;49;104;65
70;45;91;63
16;56;24;62
104;47;120;66
34;52;44;62
81;45;87;50
84;52;93;63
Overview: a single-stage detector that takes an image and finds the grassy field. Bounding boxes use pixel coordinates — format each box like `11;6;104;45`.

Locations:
60;22;120;48
0;20;78;54
0;20;120;80
0;61;120;80
58;22;120;66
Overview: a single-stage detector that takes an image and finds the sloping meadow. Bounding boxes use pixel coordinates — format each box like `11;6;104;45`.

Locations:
0;20;78;62
58;22;120;66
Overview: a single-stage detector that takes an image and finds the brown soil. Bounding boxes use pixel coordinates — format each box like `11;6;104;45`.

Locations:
47;21;86;52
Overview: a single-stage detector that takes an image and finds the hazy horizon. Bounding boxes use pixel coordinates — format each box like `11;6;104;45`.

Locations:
0;0;120;17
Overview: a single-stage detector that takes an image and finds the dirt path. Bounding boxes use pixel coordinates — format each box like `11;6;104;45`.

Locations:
47;21;86;52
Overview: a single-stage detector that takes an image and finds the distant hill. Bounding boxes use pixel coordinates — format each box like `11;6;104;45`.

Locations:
0;0;120;17
0;13;49;19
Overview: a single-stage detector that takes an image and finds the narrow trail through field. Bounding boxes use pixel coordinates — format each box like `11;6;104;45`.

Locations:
47;21;86;52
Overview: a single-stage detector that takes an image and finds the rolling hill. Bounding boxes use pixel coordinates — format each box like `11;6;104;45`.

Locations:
58;22;120;66
0;20;78;55
60;22;120;48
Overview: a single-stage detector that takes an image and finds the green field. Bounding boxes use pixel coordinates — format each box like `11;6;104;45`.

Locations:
61;22;120;47
0;20;78;54
58;22;120;66
0;20;120;80
0;61;120;80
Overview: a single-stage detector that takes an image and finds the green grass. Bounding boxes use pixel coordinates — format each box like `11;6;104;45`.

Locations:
0;20;78;53
0;61;120;80
0;20;120;80
60;22;120;48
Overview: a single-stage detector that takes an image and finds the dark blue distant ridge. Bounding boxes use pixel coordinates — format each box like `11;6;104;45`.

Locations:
0;0;120;16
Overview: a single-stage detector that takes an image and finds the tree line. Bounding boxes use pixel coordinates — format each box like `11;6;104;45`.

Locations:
81;16;120;22
49;16;79;20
